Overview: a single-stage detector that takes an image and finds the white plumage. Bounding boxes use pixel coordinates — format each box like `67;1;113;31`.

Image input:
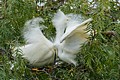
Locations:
59;21;92;66
52;9;68;44
56;13;92;66
15;10;92;66
18;18;55;66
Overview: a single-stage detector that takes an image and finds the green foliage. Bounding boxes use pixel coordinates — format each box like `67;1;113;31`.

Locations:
0;0;120;80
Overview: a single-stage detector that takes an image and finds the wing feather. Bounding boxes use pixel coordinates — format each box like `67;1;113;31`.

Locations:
58;14;92;66
60;18;92;43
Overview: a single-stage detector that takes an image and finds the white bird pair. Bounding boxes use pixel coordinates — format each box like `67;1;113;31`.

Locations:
15;10;92;67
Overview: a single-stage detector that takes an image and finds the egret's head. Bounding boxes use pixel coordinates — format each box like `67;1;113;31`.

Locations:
52;9;68;29
25;17;44;27
23;17;46;33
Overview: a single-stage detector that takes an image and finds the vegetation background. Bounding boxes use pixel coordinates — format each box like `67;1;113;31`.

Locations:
0;0;120;80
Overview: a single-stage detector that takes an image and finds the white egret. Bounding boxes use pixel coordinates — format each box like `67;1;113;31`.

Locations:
57;15;92;66
16;18;55;66
52;12;92;66
15;10;92;66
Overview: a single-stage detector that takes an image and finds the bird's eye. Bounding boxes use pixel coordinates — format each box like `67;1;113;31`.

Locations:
66;17;69;21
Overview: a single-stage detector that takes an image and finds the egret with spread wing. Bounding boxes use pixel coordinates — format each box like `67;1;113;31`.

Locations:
57;14;92;66
15;10;92;66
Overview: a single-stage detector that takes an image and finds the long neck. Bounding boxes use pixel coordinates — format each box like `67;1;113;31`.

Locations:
55;24;66;44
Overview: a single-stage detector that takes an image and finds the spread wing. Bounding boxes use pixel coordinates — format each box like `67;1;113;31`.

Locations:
61;18;92;54
60;18;92;43
58;14;92;66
